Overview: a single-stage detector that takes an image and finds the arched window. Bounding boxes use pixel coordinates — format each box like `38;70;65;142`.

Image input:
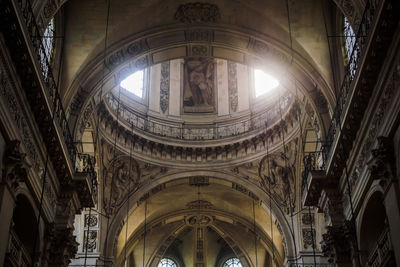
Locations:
158;257;178;267
120;69;145;98
254;69;279;98
222;257;243;267
40;18;55;78
343;16;358;79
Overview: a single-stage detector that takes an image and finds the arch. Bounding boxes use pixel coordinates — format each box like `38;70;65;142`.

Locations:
357;189;388;265
9;193;41;266
105;173;292;265
117;210;279;267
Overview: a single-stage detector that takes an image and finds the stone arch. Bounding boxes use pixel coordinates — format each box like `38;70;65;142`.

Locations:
116;209;282;267
104;171;296;265
357;187;388;265
9;193;41;265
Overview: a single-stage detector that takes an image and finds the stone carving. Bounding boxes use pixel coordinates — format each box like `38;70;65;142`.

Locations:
192;45;208;56
186;200;213;209
183;57;215;113
302;213;314;225
83;230;97;252
368;136;394;181
187;215;212;226
85;214;98;227
352;62;398;185
321;222;354;264
160;62;170;113
302;229;315;249
175;3;220;23
185;30;213;42
103;156;140;215
259;140;298;212
48;227;79;267
232;183;259;201
228;61;238;112
189;176;210;186
2;140;30;190
43;0;57;19
105;40;148;70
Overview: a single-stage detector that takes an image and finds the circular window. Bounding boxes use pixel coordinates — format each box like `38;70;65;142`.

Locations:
158;258;178;267
222;257;243;267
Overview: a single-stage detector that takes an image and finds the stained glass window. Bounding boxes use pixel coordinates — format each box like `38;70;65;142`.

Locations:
222;257;243;267
158;258;177;267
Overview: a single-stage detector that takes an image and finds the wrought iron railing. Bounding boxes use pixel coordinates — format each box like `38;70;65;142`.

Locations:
5;229;31;267
322;0;378;164
367;228;393;267
106;92;294;140
12;0;97;195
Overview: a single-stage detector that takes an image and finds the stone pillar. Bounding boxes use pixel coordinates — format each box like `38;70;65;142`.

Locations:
369;136;400;266
0;140;29;266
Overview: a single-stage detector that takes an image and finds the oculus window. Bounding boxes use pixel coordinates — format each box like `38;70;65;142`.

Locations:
254;69;279;98
222;257;243;267
120;70;144;98
158;258;177;267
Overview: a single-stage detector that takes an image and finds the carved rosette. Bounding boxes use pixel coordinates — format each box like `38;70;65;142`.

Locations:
160;62;170;113
228;61;238;112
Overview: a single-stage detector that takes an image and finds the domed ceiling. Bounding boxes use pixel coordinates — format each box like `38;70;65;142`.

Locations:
54;0;340;265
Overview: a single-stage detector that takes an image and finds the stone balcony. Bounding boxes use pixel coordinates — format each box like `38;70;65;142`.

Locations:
0;0;96;208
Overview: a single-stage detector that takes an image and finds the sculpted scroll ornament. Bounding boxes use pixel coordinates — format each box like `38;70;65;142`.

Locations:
103;156;140;215
259;140;297;212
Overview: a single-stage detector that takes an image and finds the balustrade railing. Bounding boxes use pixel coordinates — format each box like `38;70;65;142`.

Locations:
106;92;294;140
322;0;378;164
10;0;97;196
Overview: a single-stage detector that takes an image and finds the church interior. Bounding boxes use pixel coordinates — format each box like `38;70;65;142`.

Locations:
0;0;399;266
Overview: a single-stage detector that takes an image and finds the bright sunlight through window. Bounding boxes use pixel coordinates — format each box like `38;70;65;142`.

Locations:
254;69;279;98
120;70;144;98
